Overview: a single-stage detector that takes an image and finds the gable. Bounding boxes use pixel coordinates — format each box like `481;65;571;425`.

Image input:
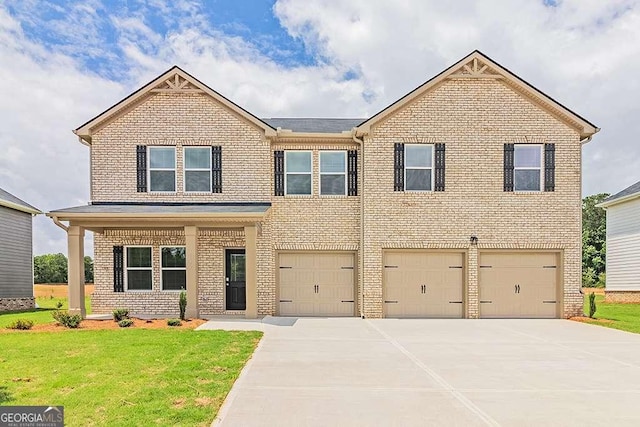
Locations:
75;67;276;144
357;51;599;139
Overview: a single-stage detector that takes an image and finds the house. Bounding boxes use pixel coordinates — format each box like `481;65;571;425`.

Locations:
0;187;41;312
48;50;599;319
597;180;640;302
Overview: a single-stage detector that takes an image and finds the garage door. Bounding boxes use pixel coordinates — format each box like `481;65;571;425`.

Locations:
383;252;464;318
278;252;355;317
479;252;558;318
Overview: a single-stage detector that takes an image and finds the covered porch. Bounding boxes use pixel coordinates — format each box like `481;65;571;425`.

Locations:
47;203;270;319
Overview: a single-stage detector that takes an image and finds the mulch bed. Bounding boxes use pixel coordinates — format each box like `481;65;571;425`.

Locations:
570;316;614;325
2;318;207;333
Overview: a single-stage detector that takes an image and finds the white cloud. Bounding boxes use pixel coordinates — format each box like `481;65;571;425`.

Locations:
1;0;639;257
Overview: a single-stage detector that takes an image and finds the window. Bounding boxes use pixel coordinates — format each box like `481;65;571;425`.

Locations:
161;247;186;291
285;151;312;195
404;144;433;191
126;247;152;291
514;145;542;191
184;147;211;192
320;151;347;195
148;147;176;192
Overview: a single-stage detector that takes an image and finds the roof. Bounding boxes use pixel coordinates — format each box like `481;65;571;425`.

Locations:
74;66;277;143
598;180;640;208
0;188;41;214
49;202;271;216
356;50;599;139
262;118;365;133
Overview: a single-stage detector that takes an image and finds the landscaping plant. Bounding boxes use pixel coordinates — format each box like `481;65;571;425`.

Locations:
112;308;130;322
6;319;34;330
179;290;187;320
52;310;82;328
167;318;182;327
118;319;134;328
588;292;597;318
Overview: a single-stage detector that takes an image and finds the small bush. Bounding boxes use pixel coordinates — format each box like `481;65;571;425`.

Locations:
6;319;34;330
53;311;82;328
112;308;130;322
167;318;182;327
179;290;187;321
118;319;134;328
588;292;597;318
55;301;63;309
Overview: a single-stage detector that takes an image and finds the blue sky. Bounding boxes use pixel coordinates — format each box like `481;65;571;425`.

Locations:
1;0;639;255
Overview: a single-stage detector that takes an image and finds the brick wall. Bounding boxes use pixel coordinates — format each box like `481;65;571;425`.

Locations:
605;291;640;303
0;298;35;312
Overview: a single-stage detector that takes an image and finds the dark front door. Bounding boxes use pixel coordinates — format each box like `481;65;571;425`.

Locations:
226;249;246;310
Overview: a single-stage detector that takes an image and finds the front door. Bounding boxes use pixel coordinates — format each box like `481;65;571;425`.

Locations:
225;249;246;310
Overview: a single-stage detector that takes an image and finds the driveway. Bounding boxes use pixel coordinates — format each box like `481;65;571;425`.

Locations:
201;318;640;426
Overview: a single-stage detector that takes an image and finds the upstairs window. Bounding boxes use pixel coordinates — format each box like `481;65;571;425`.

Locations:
285;151;312;195
126;246;152;291
184;147;211;192
514;145;542;191
161;247;186;291
320;151;347;195
148;147;176;192
404;144;433;191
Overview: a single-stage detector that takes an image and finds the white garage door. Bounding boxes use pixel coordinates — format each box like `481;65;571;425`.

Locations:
479;252;558;318
383;252;464;318
278;252;355;317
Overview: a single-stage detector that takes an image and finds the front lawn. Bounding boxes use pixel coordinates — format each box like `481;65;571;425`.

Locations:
0;296;91;328
582;294;640;334
0;329;261;426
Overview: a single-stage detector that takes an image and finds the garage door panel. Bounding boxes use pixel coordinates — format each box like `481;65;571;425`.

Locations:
479;252;558;319
384;252;464;318
279;253;355;317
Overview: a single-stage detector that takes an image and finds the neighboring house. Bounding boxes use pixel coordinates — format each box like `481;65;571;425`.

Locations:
0;187;41;312
48;50;599;319
598;180;640;302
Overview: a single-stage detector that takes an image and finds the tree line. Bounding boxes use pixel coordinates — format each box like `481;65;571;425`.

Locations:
33;254;93;284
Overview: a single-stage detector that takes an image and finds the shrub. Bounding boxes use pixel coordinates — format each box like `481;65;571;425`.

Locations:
52;311;82;328
167;318;182;327
6;319;34;330
112;308;130;322
55;301;63;309
588;292;597;318
118;319;134;328
179;290;187;320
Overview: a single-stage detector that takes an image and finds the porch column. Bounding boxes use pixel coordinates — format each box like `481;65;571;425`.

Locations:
244;224;258;319
185;226;199;318
67;225;86;318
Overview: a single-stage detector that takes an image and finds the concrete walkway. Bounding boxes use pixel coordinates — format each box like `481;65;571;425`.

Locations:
198;318;640;426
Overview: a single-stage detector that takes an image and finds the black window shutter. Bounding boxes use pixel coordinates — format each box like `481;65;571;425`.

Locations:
348;150;358;196
212;146;222;193
504;143;514;192
434;143;446;191
113;246;124;292
394;143;405;191
136;145;147;192
544;143;555;192
274;150;284;196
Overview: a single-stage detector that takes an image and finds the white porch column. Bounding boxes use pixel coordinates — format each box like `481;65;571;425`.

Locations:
185;226;199;319
244;224;258;319
67;225;86;318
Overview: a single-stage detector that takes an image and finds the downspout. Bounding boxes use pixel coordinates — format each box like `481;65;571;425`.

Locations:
352;130;365;318
51;215;69;232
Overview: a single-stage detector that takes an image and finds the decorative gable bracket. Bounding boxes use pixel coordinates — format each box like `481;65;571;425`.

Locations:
448;58;503;79
150;74;204;93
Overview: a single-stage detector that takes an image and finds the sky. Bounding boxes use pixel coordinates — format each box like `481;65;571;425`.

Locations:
0;0;639;257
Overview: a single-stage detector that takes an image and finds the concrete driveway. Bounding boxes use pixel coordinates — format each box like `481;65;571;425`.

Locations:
201;318;640;426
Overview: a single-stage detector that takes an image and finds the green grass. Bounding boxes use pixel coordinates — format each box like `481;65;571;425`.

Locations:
583;294;640;334
0;297;92;328
0;329;261;426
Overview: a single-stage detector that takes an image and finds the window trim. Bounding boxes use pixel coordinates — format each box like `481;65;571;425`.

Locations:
183;146;212;193
284;150;313;196
148;146;177;193
160;246;187;292
404;144;434;192
124;245;153;292
513;144;544;192
319;150;347;196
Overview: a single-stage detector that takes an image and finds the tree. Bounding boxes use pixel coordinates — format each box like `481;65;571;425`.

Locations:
582;193;609;287
84;256;94;284
33;253;68;284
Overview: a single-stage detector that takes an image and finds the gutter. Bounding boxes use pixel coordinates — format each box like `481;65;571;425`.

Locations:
597;192;640;209
351;130;366;318
50;215;69;232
